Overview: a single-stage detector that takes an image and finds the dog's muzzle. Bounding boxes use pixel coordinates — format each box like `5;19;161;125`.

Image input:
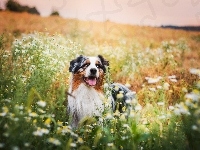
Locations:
84;68;98;86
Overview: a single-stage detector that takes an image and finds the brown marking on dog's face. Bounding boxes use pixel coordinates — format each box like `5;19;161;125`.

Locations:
70;55;109;93
71;66;105;92
71;71;83;92
93;68;105;92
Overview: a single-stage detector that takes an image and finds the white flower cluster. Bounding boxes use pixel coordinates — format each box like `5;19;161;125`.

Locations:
12;32;83;83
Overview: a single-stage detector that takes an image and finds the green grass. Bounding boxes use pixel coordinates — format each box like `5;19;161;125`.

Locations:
0;31;200;150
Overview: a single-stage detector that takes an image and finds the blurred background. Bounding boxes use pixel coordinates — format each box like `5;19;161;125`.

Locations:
1;1;200;149
1;0;200;27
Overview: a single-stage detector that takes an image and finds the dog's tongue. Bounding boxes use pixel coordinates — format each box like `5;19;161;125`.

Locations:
86;78;97;86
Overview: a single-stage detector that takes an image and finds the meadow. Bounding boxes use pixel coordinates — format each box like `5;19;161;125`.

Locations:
0;11;200;150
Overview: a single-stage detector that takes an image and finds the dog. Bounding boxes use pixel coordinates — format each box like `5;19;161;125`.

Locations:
68;55;135;128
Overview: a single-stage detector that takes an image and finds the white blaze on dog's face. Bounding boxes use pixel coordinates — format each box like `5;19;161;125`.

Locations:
84;57;101;86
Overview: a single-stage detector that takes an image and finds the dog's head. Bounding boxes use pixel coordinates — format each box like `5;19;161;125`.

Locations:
69;55;109;87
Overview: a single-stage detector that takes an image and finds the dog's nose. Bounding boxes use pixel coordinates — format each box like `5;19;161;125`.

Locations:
90;68;97;74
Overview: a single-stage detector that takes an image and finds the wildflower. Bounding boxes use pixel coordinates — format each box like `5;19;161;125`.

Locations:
166;112;172;118
163;82;170;90
61;126;71;134
141;118;148;125
189;68;200;77
70;143;77;147
24;143;30;147
105;113;113;119
129;110;135;118
36;101;46;107
123;124;130;128
149;88;156;92
13;118;19;122
0;143;5;148
174;103;190;116
3;98;11;103
194;109;200;117
117;93;123;99
77;137;83;144
2;106;9;113
125;82;131;88
120;114;126;120
122;106;126;112
131;98;138;105
157;85;162;89
41;128;50;134
33;119;37;124
157;102;165;106
3;124;8;130
47;138;61;146
104;83;109;88
185;93;199;102
168;75;176;79
182;87;188;93
158;115;166;119
145;76;162;84
15;104;24;110
12;146;19;150
169;78;177;82
169;106;175;110
192;125;198;130
119;90;124;94
0;112;7;117
71;132;78;138
0;106;9;116
110;128;114;133
135;104;142;111
57;121;63;126
114;86;119;91
113;110;120;117
33;128;49;136
44;118;51;127
57;127;62;134
37;108;46;113
3;132;9;137
126;91;136;97
125;99;131;104
107;143;114;147
29;112;38;117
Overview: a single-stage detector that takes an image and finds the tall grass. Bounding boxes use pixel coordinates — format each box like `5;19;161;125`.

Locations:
0;31;200;150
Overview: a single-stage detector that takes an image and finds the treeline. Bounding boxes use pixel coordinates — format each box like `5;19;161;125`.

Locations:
5;0;60;16
6;0;40;15
161;25;200;32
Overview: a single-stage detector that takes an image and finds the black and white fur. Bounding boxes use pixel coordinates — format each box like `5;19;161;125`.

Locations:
68;55;135;127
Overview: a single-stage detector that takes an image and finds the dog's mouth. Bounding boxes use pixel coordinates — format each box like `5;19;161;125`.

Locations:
84;76;97;86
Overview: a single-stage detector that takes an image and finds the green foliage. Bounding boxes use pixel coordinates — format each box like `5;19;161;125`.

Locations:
0;32;200;149
6;0;40;15
51;11;59;16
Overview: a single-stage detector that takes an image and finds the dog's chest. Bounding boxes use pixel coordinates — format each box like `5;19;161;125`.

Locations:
70;83;104;119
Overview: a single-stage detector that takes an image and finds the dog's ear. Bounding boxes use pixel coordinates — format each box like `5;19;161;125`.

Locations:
69;55;87;73
98;55;109;72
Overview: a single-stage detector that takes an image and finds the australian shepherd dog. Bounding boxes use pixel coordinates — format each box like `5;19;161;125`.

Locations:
68;55;134;128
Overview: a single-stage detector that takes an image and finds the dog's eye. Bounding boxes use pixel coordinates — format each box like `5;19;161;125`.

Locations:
96;64;101;68
82;63;90;68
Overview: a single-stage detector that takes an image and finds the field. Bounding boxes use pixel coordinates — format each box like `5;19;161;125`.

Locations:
0;11;200;150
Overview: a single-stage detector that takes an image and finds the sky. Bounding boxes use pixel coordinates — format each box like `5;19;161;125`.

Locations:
1;0;200;26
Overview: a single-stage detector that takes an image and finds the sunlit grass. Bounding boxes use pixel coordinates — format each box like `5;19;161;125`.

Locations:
0;31;200;149
0;11;200;149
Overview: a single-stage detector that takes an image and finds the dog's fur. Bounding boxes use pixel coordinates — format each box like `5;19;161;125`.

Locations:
68;55;134;127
